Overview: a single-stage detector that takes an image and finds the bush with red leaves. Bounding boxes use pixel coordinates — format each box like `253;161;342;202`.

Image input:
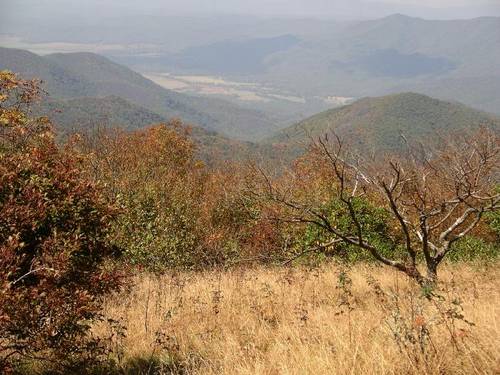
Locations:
0;71;123;372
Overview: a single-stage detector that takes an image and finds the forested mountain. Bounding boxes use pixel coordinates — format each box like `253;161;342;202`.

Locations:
0;47;278;141
268;93;500;153
30;94;281;164
2;44;499;159
38;96;165;132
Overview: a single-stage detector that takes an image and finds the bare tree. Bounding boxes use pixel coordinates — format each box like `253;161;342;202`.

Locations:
255;130;499;285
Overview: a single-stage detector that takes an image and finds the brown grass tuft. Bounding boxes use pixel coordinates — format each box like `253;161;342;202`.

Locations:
96;263;500;374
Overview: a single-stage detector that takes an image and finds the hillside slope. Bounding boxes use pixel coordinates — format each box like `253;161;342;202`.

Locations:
0;47;278;141
37;96;166;132
33;95;283;165
268;93;500;153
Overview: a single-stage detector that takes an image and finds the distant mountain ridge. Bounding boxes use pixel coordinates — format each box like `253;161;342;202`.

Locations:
2;14;500;116
263;14;500;114
267;93;500;153
114;14;499;115
0;47;278;141
167;34;300;74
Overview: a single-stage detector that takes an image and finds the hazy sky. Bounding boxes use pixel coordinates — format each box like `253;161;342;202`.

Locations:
1;0;500;19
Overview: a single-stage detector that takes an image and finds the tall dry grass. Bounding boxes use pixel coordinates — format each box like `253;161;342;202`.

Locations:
96;263;499;374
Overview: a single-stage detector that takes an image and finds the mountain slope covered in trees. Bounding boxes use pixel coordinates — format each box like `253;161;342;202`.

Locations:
0;47;278;141
35;95;280;164
38;96;165;132
268;93;500;153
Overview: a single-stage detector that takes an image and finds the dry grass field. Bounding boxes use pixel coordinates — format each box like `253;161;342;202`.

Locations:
95;262;500;375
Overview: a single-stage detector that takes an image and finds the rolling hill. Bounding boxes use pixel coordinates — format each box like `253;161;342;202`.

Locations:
0;47;278;141
0;47;287;162
33;94;282;165
29;93;282;164
267;93;500;153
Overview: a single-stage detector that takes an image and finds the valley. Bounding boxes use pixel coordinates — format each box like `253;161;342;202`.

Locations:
144;71;353;120
3;13;500;117
144;72;306;104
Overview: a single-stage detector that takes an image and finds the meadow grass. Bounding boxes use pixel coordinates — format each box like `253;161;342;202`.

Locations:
96;262;499;374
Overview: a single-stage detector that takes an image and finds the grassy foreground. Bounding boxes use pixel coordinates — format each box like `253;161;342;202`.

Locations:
96;263;499;375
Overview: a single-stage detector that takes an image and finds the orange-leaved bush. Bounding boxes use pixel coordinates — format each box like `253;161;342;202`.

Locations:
0;71;124;372
80;123;275;269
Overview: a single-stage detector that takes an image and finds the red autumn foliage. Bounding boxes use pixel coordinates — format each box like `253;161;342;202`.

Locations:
0;71;123;372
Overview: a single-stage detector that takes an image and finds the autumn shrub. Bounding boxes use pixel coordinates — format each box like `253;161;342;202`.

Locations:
245;153;398;265
250;139;499;271
0;71;124;372
80;124;262;270
298;197;499;264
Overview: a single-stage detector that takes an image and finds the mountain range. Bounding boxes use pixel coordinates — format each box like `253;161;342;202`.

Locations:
100;14;500;116
3;14;500;120
2;46;499;163
259;15;500;115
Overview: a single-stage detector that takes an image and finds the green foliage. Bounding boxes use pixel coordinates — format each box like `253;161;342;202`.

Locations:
291;195;499;265
447;192;500;262
82;125;258;271
115;191;203;270
296;197;406;263
485;188;500;239
487;211;500;236
447;236;499;263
